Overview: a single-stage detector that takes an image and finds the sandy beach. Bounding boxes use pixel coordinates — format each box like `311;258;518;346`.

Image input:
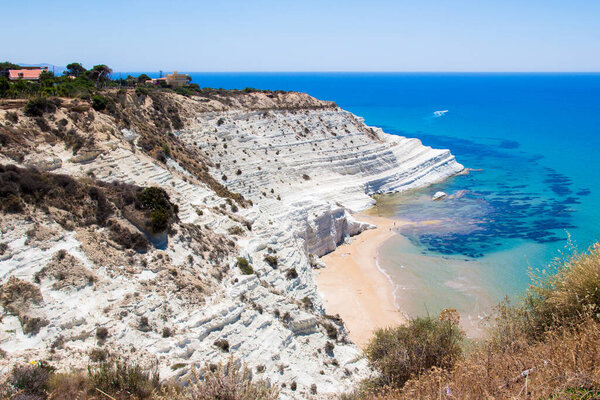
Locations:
317;214;408;348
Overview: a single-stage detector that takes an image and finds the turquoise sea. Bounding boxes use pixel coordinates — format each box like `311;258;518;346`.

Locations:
130;72;600;330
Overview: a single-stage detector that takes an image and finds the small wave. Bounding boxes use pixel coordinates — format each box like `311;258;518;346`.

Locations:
375;251;403;310
433;110;449;118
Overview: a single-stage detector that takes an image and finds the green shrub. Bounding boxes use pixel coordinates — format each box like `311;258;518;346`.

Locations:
324;322;338;340
3;194;24;213
138;316;151;332
96;326;109;341
90;94;115;114
325;341;335;355
214;339;230;352
137;187;170;212
302;296;314;310
264;255;278;268
10;361;55;396
88;359;159;399
286;268;298;279
24;97;56;116
150;208;169;233
91;94;108;111
364;315;464;388
136;186;177;233
229;225;245;235
135;86;150;97
90;348;110;363
161;143;171;157
237;257;253;275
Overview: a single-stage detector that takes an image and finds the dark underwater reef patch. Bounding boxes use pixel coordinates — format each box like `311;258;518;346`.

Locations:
384;129;580;259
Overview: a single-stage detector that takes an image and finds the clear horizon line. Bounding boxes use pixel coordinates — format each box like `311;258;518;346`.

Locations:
111;70;600;74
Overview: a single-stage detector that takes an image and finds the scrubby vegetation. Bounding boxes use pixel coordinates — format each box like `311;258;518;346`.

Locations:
236;257;254;275
88;359;160;398
0;356;277;400
285;268;298;279
23;97;60;116
136;187;178;234
263;254;278;268
0;60;289;102
0;276;48;335
0;164;177;240
0;61;284;208
0;63;110;99
348;243;600;399
363;315;464;390
183;356;278;400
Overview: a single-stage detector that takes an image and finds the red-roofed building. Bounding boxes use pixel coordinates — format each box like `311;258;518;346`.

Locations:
8;67;48;81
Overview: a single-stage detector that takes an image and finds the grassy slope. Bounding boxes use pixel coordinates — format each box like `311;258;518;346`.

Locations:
359;244;600;399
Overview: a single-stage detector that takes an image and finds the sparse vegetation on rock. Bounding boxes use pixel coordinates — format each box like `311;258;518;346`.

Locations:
286;268;298;279
264;254;278;268
237;257;254;275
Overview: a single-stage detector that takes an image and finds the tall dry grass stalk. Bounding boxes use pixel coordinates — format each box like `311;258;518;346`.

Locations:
184;356;278;400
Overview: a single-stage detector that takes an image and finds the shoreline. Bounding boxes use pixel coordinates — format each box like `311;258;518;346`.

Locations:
316;214;408;348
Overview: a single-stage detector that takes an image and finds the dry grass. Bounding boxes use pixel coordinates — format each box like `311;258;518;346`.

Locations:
1;356;278;400
183;356;278;400
526;242;600;334
388;318;600;399
349;243;600;400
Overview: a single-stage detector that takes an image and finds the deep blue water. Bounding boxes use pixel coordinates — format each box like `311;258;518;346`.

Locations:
124;72;600;297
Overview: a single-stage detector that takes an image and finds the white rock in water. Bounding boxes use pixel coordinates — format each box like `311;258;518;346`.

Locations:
432;191;447;201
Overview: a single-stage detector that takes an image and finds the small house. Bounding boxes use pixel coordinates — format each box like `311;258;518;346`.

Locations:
8;66;49;81
165;71;190;87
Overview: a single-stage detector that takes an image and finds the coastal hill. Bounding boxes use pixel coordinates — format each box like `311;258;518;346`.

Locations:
0;88;462;397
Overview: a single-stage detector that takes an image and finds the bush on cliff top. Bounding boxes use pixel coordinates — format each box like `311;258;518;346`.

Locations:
24;97;57;116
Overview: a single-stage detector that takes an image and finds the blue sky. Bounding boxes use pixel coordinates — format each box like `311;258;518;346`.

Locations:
2;0;600;72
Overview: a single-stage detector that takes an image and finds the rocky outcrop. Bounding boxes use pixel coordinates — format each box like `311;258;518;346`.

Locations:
0;90;462;398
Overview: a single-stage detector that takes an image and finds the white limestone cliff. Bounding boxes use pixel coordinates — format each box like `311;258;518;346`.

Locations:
0;91;462;398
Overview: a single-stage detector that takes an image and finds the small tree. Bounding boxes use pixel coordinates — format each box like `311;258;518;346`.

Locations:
87;64;112;87
65;62;86;77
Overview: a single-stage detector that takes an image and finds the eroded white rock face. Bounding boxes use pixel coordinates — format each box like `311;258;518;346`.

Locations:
0;95;462;399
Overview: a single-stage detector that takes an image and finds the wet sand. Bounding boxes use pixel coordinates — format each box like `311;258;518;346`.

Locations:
316;214;408;348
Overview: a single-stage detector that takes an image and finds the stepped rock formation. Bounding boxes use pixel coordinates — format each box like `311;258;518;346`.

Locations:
0;90;462;398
